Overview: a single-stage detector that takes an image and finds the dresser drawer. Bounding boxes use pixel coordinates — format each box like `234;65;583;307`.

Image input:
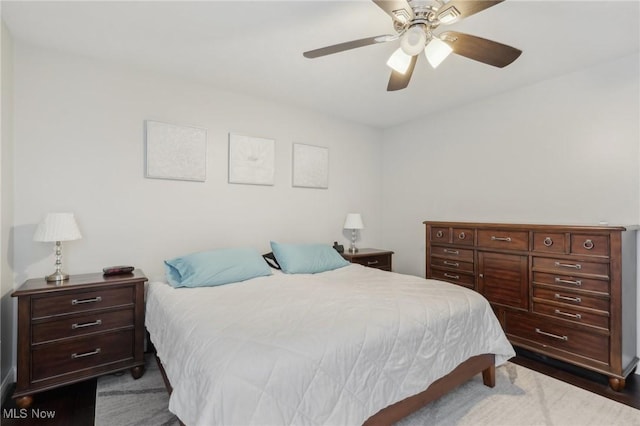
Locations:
505;311;609;364
430;269;474;289
570;234;609;257
430;257;474;273
533;302;609;330
430;227;450;243
32;287;134;319
31;330;134;382
351;254;391;270
532;272;609;295
532;232;567;254
533;287;609;312
477;230;528;251
532;257;609;278
451;228;474;246
32;309;134;344
430;247;474;262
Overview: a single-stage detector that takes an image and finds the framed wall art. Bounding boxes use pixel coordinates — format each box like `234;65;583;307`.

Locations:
145;120;207;182
292;143;329;189
228;133;275;186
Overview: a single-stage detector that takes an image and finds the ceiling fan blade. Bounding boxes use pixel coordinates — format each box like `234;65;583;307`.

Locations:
372;0;415;24
440;31;522;68
437;0;504;25
303;35;393;59
387;55;418;91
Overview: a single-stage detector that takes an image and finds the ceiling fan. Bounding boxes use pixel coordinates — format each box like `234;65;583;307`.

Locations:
303;0;522;91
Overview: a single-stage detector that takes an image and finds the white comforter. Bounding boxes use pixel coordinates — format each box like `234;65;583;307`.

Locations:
145;264;514;426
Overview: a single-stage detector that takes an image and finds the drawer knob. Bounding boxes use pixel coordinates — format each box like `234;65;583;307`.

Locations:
491;236;512;242
554;261;581;270
554;277;582;287
535;328;568;341
554;309;582;320
443;261;459;267
583;239;594;250
71;296;102;305
436;230;444;238
443;249;459;255
458;232;466;240
367;260;379;266
554;293;582;303
543;237;553;247
71;348;101;359
71;319;102;330
443;273;459;280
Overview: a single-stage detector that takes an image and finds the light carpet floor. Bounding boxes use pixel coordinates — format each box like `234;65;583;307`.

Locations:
95;356;639;426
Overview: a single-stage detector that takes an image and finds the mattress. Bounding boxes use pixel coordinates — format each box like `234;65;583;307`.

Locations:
145;264;515;426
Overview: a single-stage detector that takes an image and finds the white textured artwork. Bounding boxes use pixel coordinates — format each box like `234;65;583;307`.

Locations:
292;143;329;189
145;120;207;182
228;134;275;186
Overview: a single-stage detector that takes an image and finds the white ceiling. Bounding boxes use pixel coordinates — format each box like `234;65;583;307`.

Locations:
2;0;639;129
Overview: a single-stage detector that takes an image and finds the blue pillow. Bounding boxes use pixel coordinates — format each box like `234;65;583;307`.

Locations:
270;242;349;274
165;248;272;288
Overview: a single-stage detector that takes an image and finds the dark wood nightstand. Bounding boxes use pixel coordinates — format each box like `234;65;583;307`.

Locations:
341;248;394;271
11;270;147;408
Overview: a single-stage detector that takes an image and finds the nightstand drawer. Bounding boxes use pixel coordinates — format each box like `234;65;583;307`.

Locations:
31;330;134;382
32;308;134;344
351;254;391;270
32;287;134;319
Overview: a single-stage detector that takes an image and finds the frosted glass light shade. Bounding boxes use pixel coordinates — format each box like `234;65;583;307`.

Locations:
33;213;82;242
386;48;412;74
344;213;364;230
400;26;427;56
425;37;453;68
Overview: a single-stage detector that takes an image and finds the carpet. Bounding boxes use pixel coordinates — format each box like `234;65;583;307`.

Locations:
95;356;639;425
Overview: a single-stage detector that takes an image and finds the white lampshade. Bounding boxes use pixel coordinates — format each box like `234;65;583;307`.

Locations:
33;213;82;242
400;26;427;56
425;37;453;69
343;213;364;230
386;48;412;74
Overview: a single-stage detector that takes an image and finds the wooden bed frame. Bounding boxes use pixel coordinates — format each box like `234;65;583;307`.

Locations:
154;351;495;426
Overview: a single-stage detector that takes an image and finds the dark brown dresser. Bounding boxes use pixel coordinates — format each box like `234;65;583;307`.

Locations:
342;248;394;271
11;270;147;407
424;221;638;391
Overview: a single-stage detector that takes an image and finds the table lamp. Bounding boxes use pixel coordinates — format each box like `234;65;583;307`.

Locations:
343;213;364;254
33;212;82;283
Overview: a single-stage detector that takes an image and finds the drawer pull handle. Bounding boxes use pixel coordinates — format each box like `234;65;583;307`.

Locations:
543;237;553;247
554;293;581;303
443;249;459;255
554;277;582;286
436;230;444;238
554;309;582;320
71;319;102;329
491;236;512;242
583;239;594;250
443;261;459;267
443;273;460;280
458;232;466;239
535;328;568;341
367;260;379;265
71;348;101;359
72;296;102;305
554;262;581;270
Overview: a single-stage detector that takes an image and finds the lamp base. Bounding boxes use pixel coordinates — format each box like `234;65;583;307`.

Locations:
348;247;359;254
46;270;69;283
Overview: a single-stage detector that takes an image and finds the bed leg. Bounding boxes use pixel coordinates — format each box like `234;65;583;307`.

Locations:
482;364;496;388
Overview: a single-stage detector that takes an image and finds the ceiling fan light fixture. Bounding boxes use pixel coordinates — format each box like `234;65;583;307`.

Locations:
386;48;412;74
437;6;461;24
400;26;427;56
424;37;453;68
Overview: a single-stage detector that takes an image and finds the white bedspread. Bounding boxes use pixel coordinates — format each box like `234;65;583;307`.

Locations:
145;264;514;426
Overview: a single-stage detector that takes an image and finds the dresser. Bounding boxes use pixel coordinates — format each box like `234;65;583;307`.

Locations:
12;270;147;408
342;248;394;271
424;221;638;391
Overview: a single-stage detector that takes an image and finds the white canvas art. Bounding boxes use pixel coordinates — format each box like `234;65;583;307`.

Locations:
145;120;207;182
292;143;329;189
228;134;275;186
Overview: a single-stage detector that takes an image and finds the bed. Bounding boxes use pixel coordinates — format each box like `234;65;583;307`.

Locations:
145;247;514;426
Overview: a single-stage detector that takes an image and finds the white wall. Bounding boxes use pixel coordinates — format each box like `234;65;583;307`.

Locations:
380;53;640;361
12;42;383;284
1;19;16;400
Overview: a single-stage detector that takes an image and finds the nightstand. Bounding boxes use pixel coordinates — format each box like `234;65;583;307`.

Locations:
341;248;394;271
11;270;147;408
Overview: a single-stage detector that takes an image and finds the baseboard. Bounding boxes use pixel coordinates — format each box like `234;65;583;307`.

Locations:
1;367;15;403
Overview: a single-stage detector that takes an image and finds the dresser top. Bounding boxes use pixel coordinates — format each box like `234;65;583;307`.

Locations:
423;221;637;232
12;269;148;297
